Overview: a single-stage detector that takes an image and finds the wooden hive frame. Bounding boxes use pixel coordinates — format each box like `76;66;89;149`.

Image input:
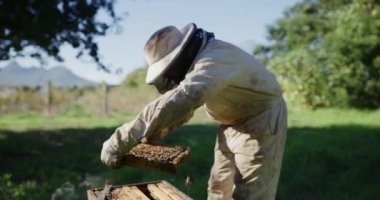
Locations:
120;144;191;174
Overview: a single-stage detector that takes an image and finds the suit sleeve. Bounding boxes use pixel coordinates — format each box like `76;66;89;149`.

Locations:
105;56;240;154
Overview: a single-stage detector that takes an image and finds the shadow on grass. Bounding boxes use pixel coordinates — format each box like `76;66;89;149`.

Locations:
0;124;379;199
277;125;380;200
0;124;218;199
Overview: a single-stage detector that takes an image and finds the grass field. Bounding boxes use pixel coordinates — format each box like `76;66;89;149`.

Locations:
0;108;379;199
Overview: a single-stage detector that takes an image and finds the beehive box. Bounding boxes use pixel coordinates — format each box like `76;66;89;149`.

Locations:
120;144;191;174
87;180;193;200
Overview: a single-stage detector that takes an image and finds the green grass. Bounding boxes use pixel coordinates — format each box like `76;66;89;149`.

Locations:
278;125;380;199
0;108;379;199
288;108;380;127
0;111;134;131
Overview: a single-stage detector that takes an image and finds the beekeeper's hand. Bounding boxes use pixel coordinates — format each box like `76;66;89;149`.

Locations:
100;122;140;168
100;139;123;168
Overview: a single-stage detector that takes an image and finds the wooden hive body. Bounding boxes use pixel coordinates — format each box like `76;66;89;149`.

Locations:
87;180;193;200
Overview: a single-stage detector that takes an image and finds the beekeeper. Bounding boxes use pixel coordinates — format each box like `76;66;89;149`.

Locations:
101;23;287;200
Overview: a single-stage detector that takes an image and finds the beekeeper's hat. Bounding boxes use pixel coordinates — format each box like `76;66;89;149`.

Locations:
144;23;197;84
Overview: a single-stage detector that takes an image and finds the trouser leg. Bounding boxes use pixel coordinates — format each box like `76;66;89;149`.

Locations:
232;101;287;200
208;100;287;200
207;126;235;200
232;130;286;200
207;125;286;200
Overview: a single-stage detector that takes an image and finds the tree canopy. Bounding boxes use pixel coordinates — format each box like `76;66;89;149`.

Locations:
255;0;380;108
0;0;119;71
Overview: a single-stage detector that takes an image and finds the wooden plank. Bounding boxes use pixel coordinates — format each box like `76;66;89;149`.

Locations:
130;186;150;200
119;191;133;200
162;181;193;200
86;190;98;200
117;188;130;200
157;183;183;200
147;183;173;200
121;186;140;200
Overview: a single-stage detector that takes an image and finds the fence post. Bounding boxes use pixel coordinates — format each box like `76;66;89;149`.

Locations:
45;80;53;116
102;81;109;117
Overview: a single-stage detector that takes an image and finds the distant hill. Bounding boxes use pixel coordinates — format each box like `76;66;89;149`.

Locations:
0;62;98;87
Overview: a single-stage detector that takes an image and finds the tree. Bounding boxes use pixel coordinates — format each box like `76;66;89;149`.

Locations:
122;66;148;88
0;0;120;71
255;0;380;108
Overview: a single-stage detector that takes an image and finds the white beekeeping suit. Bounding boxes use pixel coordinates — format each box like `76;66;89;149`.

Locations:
101;23;287;200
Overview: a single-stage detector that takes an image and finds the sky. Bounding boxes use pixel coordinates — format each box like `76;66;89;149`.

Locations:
0;0;300;84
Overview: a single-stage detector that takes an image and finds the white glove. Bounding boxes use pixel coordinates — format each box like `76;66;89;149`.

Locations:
100;139;123;168
100;123;140;168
